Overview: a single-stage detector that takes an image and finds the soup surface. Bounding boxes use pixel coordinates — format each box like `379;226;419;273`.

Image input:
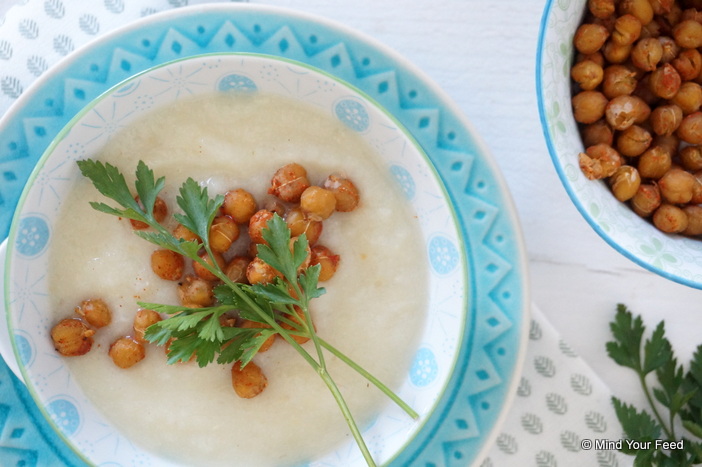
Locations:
48;92;428;466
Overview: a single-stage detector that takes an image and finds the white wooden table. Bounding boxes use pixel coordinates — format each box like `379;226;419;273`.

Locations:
1;0;698;465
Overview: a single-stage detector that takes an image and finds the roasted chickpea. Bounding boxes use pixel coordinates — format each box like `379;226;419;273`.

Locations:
673;19;702;48
231;361;267;399
574;23;610;54
173;223;200;243
268;163;310;202
677;111;702;144
612;14;642;45
658;36;680;63
151;249;185;281
222;188;257;224
74;298;111;328
631;37;663;71
193;251;225;282
581;120;615;146
239;320;275;353
603;41;633;63
177;274;214;307
632;183;662;217
578;144;623;180
650;104;683;136
589;0;616;18
51;318;94;356
658;168;696;204
653;203;689;233
310;245;340;282
671;82;702;115
649;63;682;99
620;0;654;25
133;309;162;343
285;207;323;245
653;134;679;157
571;60;605;90
248;209;275;244
605;95;651;130
246;257;282;285
616;125;652;156
602;65;637;99
323;174;361;212
224;256;250;284
648;0;674;16
300;186;336;220
572;91;609;124
209;215;239;253
610;166;642;201
682;205;702;236
638;145;673;179
130;196;167;230
577;51;606;67
672;48;702;81
109;337;146;369
680;145;702;171
263;198;286;217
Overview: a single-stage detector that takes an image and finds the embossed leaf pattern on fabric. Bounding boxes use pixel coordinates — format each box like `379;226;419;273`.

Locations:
521;413;544;435
104;0;126;14
44;0;66;19
536;450;557;467
517;376;531;397
79;14;100;35
546;392;567;415
26;55;48;77
0;40;12;60
585;411;608;433
559;339;578;358
597;450;621;467
496;433;518;455
530;319;542;340
535;355;556;377
1;76;22;98
560;430;580;452
571;373;593;396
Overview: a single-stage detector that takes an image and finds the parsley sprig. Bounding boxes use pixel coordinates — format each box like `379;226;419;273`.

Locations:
607;304;702;465
77;159;417;467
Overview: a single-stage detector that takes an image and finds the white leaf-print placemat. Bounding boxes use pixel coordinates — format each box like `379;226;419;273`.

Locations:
481;304;632;467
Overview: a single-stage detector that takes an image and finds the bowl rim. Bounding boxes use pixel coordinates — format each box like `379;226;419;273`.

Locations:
536;0;702;290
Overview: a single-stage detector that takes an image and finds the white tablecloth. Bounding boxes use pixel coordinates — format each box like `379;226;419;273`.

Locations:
2;0;695;465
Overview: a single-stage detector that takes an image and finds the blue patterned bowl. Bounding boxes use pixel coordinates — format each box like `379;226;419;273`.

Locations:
0;4;529;466
4;53;467;466
538;0;702;289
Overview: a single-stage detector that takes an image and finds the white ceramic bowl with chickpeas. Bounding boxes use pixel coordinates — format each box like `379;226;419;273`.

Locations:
1;52;470;466
538;0;702;288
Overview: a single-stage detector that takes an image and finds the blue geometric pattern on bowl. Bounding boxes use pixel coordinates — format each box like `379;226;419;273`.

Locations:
14;215;49;257
428;235;460;275
390;164;416;200
217;73;257;92
334;97;370;132
1;4;528;466
410;347;439;387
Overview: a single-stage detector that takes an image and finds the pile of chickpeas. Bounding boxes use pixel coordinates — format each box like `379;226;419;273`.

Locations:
51;162;360;399
572;0;702;235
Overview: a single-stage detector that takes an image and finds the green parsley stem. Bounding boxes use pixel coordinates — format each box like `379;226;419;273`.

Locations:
640;373;674;440
319;338;419;420
318;366;377;467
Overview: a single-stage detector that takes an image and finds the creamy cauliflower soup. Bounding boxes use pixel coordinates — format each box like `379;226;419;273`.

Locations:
48;92;428;466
